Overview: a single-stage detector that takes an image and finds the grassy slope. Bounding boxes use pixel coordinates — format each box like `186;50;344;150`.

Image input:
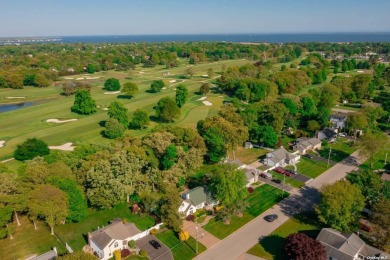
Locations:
204;184;288;239
0;59;249;160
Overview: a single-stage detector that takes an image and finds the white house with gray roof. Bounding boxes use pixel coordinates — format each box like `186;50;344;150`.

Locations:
88;219;141;260
264;147;300;168
178;186;217;217
293;137;322;154
316;228;390;260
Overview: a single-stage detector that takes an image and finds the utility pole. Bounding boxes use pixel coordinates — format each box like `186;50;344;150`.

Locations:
327;147;332;168
385;153;388;165
195;225;199;254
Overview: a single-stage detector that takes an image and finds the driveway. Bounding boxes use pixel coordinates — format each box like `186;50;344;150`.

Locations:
291;173;311;183
136;235;173;260
195;151;362;260
183;220;220;248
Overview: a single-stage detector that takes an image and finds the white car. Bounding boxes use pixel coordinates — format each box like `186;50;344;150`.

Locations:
338;133;346;137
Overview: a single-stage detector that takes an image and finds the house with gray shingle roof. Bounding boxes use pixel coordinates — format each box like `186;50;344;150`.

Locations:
88;219;141;260
178;187;217;217
29;248;57;260
316;228;390;260
264;147;300;167
293;137;322;154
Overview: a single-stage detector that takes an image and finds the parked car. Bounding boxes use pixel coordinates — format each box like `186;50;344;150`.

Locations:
303;154;313;159
273;167;292;176
149;240;161;249
286;169;297;175
272;179;282;184
260;173;270;179
264;214;278;222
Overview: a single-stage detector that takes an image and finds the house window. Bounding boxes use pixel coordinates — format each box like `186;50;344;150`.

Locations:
181;202;185;207
114;242;119;248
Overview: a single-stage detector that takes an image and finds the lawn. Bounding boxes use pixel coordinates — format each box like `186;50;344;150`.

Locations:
296;157;328;178
55;203;155;251
229;146;269;165
271;173;305;188
155;230;206;260
204;184;288;239
360;141;390;171
247;213;322;260
318;138;355;163
0;217;67;260
0;58;250;160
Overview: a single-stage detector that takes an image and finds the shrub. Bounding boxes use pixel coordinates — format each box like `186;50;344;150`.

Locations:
128;240;136;248
179;231;190;241
186;215;195;221
104;78;121;91
149;228;158;235
114;250;121;260
248;187;254;194
139;250;147;257
14;138;50;161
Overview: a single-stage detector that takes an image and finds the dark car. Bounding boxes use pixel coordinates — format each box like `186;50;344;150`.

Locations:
149;239;161;249
286;170;297;175
272;179;281;184
260;173;270;179
303;154;313;159
264;214;278;222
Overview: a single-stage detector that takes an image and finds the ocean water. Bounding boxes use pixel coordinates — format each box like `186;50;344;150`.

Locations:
59;33;390;43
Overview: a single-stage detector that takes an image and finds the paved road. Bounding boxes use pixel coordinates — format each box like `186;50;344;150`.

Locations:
195;151;362;260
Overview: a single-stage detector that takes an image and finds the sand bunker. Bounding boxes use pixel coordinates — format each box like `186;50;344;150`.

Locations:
169;80;176;83
63;77;74;80
138;71;145;74
357;70;364;73
203;101;213;106
49;142;75;151
104;91;121;94
198;97;207;101
202;75;209;78
103;108;108;111
47;119;78;123
162;87;167;90
84;76;100;80
6;96;26;99
0;141;5;148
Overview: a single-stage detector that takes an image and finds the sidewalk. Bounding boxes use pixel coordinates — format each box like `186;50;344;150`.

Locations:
182;220;220;249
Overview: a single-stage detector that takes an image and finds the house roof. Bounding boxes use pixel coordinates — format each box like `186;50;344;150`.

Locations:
31;249;57;260
245;169;256;182
90;219;141;250
316;228;389;260
294;137;321;151
185;186;215;207
320;128;337;139
381;173;390;181
267;147;298;162
331;112;348;119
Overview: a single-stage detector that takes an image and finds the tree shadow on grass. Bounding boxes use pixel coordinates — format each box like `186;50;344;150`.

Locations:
260;234;286;260
98;120;106;127
279;186;320;217
117;95;131;99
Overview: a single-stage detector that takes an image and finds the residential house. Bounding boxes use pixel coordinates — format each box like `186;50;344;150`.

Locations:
264;147;300;167
316;228;390;260
330;112;348;129
317;128;338;142
178;187;217;217
293;137;322;154
28;248;57;260
88;219;141;260
243;166;259;187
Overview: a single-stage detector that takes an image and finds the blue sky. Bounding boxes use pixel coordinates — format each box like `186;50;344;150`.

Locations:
1;0;389;37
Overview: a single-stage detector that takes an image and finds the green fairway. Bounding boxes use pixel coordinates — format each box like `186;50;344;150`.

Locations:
155;230;206;260
0;217;67;260
0;59;249;160
55;203;155;251
204;184;288;239
247;213;322;260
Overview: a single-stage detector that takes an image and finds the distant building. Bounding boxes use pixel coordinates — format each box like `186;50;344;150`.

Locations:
316;228;390;260
264;147;300;167
330;112;348;129
317;128;338;142
293;137;322;154
178;187;217;217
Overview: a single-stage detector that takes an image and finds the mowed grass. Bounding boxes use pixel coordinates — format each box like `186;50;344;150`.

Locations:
296;157;328;178
247;213;322;260
271;173;305;188
0;217;67;260
232;146;269;165
0;59;250;160
317;138;355;163
155;230;206;260
55;203;155;251
204;184;288;239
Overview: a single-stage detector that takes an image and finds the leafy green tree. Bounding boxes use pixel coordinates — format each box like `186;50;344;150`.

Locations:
319;84;341;109
175;84;188;108
86;64;97;74
71;89;97;115
369;198;390;250
130;109;150;129
45;176;88;222
346;171;383;206
122;82;138;98
150;80;165;93
258;125;278;147
14;138;50;161
108;101;129;127
202;127;227;163
29;184;69;235
58;251;98;260
104;78;121;91
358;131;388;168
315;181;365;232
155;97;181;122
104;119;125;139
307;120;321;132
161;145;178;170
362;104;385;129
0;206;13;239
346;113;367;142
35;74;50;88
207;68;214;78
160;187;182;232
301;96;316;117
199;83;210;94
281;98;298;116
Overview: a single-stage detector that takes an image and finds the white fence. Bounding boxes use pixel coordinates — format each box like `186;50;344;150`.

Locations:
131;223;164;241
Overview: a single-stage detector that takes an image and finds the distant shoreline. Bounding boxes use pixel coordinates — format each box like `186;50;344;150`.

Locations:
1;33;390;44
